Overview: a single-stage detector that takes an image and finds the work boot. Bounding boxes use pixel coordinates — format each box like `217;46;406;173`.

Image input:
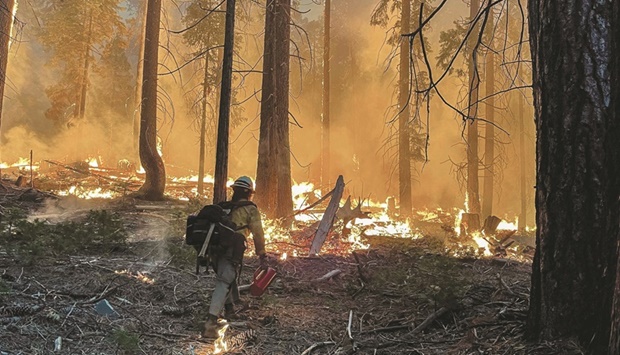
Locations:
224;303;235;319
202;314;227;339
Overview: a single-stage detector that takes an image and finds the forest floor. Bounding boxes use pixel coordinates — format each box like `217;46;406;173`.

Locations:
0;184;585;355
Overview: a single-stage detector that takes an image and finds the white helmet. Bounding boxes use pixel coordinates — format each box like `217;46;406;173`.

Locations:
231;176;254;191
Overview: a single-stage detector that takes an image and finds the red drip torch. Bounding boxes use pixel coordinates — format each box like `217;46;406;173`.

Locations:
250;267;277;297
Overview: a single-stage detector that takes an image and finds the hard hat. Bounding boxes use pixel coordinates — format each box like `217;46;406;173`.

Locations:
231;176;254;191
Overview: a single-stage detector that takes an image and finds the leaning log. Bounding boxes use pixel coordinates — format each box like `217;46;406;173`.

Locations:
482;215;502;235
309;175;345;256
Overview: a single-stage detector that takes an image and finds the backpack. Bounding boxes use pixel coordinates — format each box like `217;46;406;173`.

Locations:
185;201;256;274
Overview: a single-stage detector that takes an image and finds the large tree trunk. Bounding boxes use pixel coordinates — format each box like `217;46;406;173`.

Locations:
398;0;412;218
609;0;620;352
255;0;292;219
197;54;209;196
0;0;15;131
137;0;166;200
526;0;620;353
481;5;494;220
274;0;293;219
255;0;277;212
213;0;236;204
466;0;481;215
321;0;331;189
133;3;147;164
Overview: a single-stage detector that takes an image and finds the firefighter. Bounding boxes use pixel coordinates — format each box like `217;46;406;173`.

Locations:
203;176;268;338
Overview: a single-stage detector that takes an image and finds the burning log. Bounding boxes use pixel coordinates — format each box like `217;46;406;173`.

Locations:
309;175;345;256
482;215;502;235
292;188;334;216
336;196;370;226
460;213;480;236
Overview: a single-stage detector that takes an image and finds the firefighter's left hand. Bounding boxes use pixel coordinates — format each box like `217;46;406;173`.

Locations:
259;253;277;269
259;254;269;269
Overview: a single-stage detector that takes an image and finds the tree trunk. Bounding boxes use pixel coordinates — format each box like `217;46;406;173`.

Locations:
481;5;494;220
255;0;277;212
137;0;166;200
321;0;331;189
518;90;527;231
466;0;481;215
609;0;620;352
526;1;620;353
256;0;292;219
197;54;209;196
0;0;14;132
77;11;93;120
274;0;293;219
398;0;412;218
133;3;147;164
213;0;236;204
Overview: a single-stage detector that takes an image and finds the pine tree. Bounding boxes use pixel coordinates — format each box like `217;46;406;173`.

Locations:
37;0;125;127
255;0;293;219
370;0;433;216
137;0;165;200
526;0;620;352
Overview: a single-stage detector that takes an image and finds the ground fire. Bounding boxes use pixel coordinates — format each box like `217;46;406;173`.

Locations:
1;0;618;354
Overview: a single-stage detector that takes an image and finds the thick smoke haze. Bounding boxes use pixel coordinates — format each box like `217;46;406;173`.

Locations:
0;0;535;224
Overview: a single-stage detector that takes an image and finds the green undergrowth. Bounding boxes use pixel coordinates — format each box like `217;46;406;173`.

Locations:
0;208;128;264
358;235;474;310
110;328;140;354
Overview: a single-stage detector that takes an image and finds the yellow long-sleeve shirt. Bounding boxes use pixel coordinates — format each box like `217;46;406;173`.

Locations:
229;200;266;256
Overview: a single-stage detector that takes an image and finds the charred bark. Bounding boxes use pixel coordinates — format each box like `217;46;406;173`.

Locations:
137;0;166;200
0;0;14;132
466;0;481;214
398;0;412;218
481;6;495;220
255;0;292;219
213;0;236;204
526;0;620;353
610;0;620;352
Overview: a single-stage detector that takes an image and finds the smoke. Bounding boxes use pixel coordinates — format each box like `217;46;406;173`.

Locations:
1;0;536;224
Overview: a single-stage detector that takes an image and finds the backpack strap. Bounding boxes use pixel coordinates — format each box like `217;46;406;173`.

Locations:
218;200;257;231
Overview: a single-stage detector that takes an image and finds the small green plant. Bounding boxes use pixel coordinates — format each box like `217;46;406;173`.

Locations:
166;239;196;268
0;208;128;263
0;279;10;293
84;210;128;249
0;207;28;236
111;328;140;354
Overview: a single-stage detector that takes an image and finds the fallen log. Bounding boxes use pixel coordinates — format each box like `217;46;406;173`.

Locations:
359;307;450;335
314;269;342;282
309;175;345;256
291;188;335;216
